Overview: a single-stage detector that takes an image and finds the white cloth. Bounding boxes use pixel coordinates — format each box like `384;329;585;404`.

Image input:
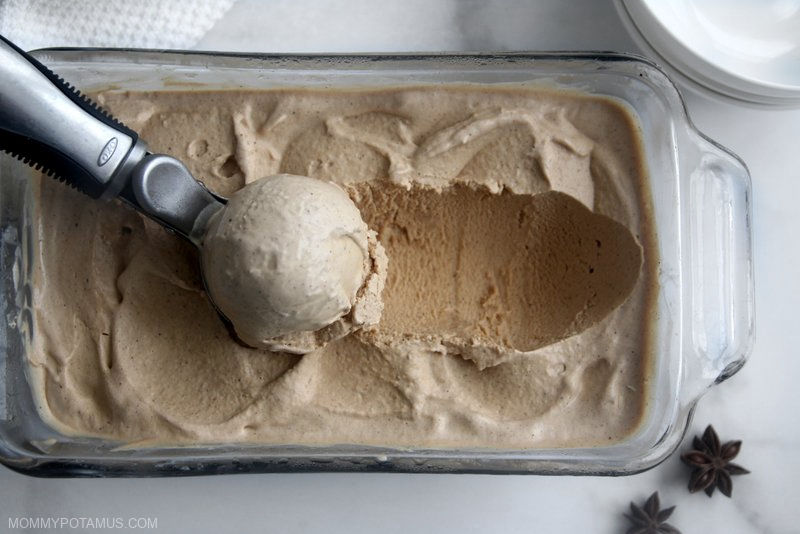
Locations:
0;0;234;51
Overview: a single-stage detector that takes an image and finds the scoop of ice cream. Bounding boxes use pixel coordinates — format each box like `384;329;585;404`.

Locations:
202;174;386;353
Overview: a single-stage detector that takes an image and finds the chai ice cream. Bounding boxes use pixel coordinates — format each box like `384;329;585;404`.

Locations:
202;174;386;353
28;84;657;449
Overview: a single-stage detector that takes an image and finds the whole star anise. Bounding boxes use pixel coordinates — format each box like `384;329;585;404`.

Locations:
624;492;680;534
681;424;750;497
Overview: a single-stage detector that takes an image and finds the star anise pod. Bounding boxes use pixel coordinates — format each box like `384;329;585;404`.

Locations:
681;424;750;497
624;492;680;534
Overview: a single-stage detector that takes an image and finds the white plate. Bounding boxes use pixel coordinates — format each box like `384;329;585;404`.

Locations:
616;0;800;107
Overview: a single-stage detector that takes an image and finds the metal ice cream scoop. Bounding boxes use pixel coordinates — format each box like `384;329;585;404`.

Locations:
0;34;226;244
0;34;232;323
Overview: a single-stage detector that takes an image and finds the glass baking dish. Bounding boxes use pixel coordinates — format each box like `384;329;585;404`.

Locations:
0;50;753;477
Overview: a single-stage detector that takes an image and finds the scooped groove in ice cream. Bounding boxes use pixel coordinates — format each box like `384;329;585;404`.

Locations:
202;174;386;353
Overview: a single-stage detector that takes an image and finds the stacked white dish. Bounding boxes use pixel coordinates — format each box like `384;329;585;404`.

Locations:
616;0;800;107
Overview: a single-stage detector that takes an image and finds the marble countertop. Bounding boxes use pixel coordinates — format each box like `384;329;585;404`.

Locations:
1;1;797;532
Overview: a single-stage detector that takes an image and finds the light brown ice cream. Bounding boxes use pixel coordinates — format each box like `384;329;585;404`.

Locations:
28;85;657;448
202;173;386;353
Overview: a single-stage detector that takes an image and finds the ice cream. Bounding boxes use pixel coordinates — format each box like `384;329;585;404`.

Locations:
202;173;386;353
27;84;657;449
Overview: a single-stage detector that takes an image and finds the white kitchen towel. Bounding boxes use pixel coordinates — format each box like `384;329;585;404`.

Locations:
0;0;235;51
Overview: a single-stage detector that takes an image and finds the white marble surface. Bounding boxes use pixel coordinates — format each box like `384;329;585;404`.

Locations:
2;1;798;532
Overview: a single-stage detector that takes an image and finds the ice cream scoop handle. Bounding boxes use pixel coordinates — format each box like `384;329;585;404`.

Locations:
0;33;146;198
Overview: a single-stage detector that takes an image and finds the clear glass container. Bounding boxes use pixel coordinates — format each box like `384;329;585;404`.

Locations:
0;50;754;476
